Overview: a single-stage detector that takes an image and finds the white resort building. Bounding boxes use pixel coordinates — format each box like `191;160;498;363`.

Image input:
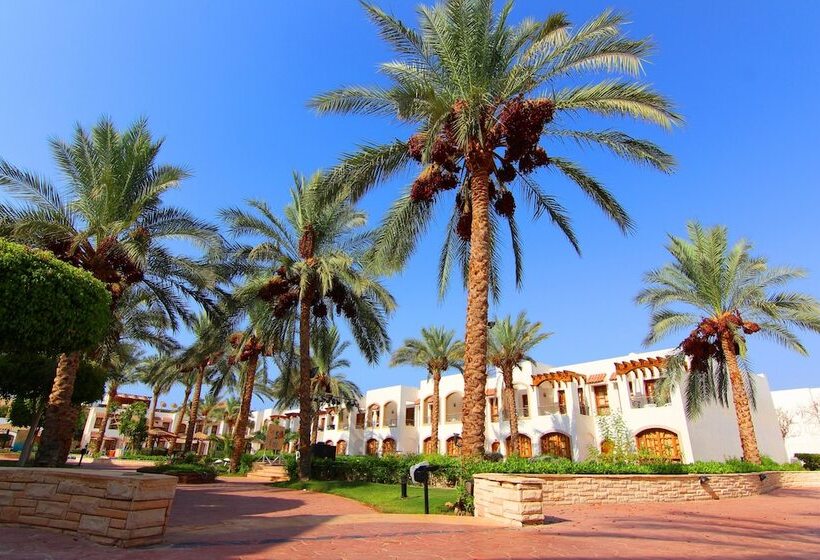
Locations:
80;349;791;463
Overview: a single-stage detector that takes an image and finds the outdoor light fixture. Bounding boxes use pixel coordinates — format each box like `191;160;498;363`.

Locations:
699;476;710;484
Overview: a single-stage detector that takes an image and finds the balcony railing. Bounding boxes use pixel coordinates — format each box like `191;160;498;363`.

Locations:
518;405;530;418
386;420;398;427
630;395;670;409
445;415;460;423
579;403;589;416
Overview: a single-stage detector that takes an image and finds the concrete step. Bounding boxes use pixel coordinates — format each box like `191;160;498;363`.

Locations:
247;464;289;482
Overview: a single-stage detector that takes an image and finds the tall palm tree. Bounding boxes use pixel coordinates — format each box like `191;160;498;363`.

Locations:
309;325;354;443
214;398;243;435
637;222;820;464
91;289;179;453
138;353;179;449
221;172;394;479
0;117;223;466
390;326;463;454
311;1;679;456
488;313;551;455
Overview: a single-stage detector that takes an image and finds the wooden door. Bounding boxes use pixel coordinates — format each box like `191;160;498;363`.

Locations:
540;432;571;459
491;441;500;453
594;386;610;414
636;428;681;461
336;440;347;455
366;438;378;456
506;435;532;458
557;391;567;414
446;436;461;456
423;437;436;454
382;438;396;455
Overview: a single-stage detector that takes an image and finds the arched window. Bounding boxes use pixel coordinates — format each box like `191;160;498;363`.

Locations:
366;438;379;456
382;437;396;455
540;432;571;459
505;434;532;458
445;435;462;456
636;428;681;461
444;392;463;423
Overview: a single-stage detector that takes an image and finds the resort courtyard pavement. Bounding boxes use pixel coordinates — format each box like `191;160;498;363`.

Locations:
0;477;817;559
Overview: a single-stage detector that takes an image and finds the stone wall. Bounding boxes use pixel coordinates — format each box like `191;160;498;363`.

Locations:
473;471;820;527
0;468;176;547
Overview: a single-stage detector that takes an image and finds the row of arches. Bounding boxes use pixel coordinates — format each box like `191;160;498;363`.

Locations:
364;437;397;456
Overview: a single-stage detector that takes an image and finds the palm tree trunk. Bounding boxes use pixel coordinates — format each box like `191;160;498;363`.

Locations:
230;353;258;473
184;365;206;453
502;368;519;456
430;369;441;454
146;387;161;449
297;291;313;480
34;352;80;467
91;383;119;454
720;332;761;464
461;148;494;457
311;409;320;445
172;384;192;452
17;403;44;466
58;405;80;463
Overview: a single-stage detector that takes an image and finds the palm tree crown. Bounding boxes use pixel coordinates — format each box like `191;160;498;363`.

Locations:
637;222;820;462
311;0;679;456
390;326;464;374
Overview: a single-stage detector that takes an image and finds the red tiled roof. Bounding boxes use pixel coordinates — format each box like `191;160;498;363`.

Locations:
586;373;606;384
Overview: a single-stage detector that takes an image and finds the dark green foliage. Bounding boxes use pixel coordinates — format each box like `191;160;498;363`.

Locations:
299;454;801;486
137;463;217;476
0;239;110;354
117;401;148;451
0;353;106;405
795;453;820;470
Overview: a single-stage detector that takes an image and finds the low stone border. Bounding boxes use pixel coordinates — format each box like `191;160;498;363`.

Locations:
473;470;820;526
0;467;177;547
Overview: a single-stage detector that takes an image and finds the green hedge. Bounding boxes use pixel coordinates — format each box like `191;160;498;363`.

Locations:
795;453;820;470
0;239;110;354
137;463;216;476
300;455;801;486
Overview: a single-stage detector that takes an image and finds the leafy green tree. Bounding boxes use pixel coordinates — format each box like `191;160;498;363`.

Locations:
222;172;394;479
637;222;820;463
117;401;149;451
390;326;463;454
311;1;679;456
488;312;551;455
0;118;223;466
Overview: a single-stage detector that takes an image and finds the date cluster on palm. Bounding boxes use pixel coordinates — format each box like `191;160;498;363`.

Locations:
681;311;761;371
407;97;555;241
257;269;357;319
227;333;264;364
45;235;145;299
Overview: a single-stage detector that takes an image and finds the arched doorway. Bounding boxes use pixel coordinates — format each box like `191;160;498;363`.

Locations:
539;432;571;459
636;428;681;461
423;437;436;454
382;437;396;455
445;435;462;456
336;440;347;455
505;434;532;458
491;441;500;453
365;438;378;456
325;440;333;446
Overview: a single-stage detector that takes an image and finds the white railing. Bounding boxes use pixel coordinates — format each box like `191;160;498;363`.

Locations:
630;395;671;409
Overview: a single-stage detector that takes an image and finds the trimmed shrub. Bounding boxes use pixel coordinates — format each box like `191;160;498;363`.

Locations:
0;239;110;354
795;453;820;470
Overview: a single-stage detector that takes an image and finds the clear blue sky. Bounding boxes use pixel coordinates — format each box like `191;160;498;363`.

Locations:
2;1;819;405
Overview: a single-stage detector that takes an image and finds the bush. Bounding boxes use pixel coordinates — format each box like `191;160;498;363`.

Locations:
138;463;216;476
0;239;110;354
795;453;820;470
299;454;801;486
121;451;169;462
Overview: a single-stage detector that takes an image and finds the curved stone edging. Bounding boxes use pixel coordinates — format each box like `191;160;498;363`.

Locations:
473;470;820;526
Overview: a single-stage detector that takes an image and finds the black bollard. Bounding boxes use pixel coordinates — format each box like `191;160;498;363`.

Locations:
423;480;429;514
400;479;407;498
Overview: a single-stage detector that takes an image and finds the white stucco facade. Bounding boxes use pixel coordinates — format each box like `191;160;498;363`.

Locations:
771;387;820;459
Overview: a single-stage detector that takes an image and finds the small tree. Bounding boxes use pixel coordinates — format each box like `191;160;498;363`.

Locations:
117;402;149;451
776;408;796;438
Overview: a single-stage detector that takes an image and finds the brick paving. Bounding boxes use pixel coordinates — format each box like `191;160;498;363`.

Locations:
0;478;817;559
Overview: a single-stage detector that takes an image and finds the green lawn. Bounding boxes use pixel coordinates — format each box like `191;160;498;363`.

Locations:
273;480;458;514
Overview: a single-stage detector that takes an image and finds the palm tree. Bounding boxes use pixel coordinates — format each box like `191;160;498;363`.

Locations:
636;222;820;464
309;325;354;443
0;117;223;466
91;289;179;453
139;352;182;449
221;172;394;479
390;326;463;454
488;313;551;455
214;398;242;435
310;1;679;456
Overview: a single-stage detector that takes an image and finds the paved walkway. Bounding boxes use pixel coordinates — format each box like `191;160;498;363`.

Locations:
0;479;818;559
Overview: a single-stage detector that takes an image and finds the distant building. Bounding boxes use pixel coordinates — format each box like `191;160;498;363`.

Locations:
80;349;790;463
771;387;820;459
